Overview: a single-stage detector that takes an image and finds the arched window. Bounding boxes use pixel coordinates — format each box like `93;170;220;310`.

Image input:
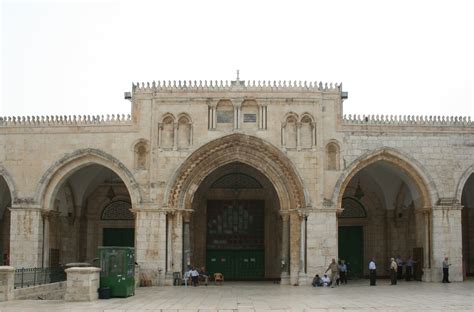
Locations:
284;115;297;149
160;115;175;148
177;115;192;149
300;114;315;148
101;201;134;220
134;140;148;169
326;142;340;170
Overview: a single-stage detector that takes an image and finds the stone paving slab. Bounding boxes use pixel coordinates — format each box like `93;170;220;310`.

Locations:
0;280;473;311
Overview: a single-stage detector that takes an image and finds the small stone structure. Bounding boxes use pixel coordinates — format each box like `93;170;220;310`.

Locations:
0;266;14;301
64;267;100;301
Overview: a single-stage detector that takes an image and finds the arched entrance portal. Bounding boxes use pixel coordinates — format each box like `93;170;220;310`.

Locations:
166;134;308;284
0;176;12;265
46;164;135;267
336;150;432;281
461;173;474;278
191;162;281;280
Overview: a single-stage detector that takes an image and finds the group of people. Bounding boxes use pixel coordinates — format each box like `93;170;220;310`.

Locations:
183;266;209;286
313;256;452;288
370;255;418;286
312;258;348;288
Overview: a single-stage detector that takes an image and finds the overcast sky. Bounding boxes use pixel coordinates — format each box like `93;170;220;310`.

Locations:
1;0;473;117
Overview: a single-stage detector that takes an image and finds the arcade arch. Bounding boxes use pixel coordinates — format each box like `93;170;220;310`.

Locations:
336;150;433;280
0;175;12;264
461;172;474;278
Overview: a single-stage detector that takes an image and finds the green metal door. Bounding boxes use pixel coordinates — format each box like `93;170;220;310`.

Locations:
338;226;363;279
103;228;134;247
206;200;265;280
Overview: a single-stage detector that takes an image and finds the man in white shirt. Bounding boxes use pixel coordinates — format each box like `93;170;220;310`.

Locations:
369;257;376;286
190;267;200;286
390;257;398;285
321;274;331;287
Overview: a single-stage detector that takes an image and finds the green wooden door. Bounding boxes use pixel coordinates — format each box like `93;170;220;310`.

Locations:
103;228;135;247
206;200;265;280
338;226;363;279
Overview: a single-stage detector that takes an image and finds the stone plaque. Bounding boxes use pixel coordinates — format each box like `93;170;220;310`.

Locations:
243;113;257;123
217;110;233;123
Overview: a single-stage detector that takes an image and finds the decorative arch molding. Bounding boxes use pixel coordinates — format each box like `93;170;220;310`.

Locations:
0;165;17;203
299;112;315;123
332;147;438;210
455;165;474;202
36;148;142;210
165;133;309;210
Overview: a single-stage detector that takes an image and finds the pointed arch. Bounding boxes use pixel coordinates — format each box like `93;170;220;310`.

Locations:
36;148;142;210
0;165;17;203
456;165;474;203
332;147;437;209
165;133;309;211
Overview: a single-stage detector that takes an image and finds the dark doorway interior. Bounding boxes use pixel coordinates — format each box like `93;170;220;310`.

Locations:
338;226;364;279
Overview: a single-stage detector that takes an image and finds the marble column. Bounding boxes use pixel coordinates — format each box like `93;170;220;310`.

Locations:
183;211;192;272
171;211;183;274
41;210;50;268
280;212;290;285
9;207;43;268
298;212;308;285
289;211;301;285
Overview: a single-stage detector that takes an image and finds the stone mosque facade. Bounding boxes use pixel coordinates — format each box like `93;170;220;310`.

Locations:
0;79;473;285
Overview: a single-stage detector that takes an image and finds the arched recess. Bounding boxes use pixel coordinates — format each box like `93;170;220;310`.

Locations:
177;113;192;149
458;166;474;278
36;149;139;266
333;147;437;280
166;133;308;211
333;148;436;209
159;114;175;149
0;167;17;203
299;113;316;148
37;148;141;210
133;139;149;170
326;141;341;171
281;112;298;149
0;172;13;264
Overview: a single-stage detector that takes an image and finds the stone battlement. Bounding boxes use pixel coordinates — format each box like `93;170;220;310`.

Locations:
0;114;132;127
132;80;342;93
343;114;474;127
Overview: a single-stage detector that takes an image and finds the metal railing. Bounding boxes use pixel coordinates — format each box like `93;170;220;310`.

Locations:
14;267;66;289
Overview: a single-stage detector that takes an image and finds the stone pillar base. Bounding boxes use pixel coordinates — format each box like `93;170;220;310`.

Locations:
65;267;101;301
280;272;290;285
0;266;15;301
298;272;308;286
164;271;174;286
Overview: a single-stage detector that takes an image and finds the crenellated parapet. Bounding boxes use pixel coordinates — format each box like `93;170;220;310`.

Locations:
132;80;341;93
0;114;132;127
343;114;474;127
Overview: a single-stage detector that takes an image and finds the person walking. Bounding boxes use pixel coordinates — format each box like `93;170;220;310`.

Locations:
390;258;398;285
369;257;377;286
325;258;339;288
396;255;404;279
405;256;416;281
442;257;451;283
339;260;348;285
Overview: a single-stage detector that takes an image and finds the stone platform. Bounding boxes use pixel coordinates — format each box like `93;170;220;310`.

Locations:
0;280;473;311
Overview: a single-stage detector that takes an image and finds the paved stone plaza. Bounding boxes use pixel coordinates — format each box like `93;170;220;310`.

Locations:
0;280;473;312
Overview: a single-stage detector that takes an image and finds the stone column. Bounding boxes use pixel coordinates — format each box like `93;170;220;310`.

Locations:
65;267;100;301
183;211;192;271
428;200;463;282
173;123;178;150
41;210;51;268
280;212;290;285
171;211;183;273
0;266;15;301
306;209;338;282
157;123;163;146
289;211;301;285
296;122;302;151
298;212;308;285
134;209;167;286
9;207;43;268
232;98;243;130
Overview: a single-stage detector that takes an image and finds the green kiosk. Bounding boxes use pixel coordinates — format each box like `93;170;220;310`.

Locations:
99;246;135;298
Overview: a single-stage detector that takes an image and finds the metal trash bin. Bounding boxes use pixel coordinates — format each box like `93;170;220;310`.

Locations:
99;246;135;297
